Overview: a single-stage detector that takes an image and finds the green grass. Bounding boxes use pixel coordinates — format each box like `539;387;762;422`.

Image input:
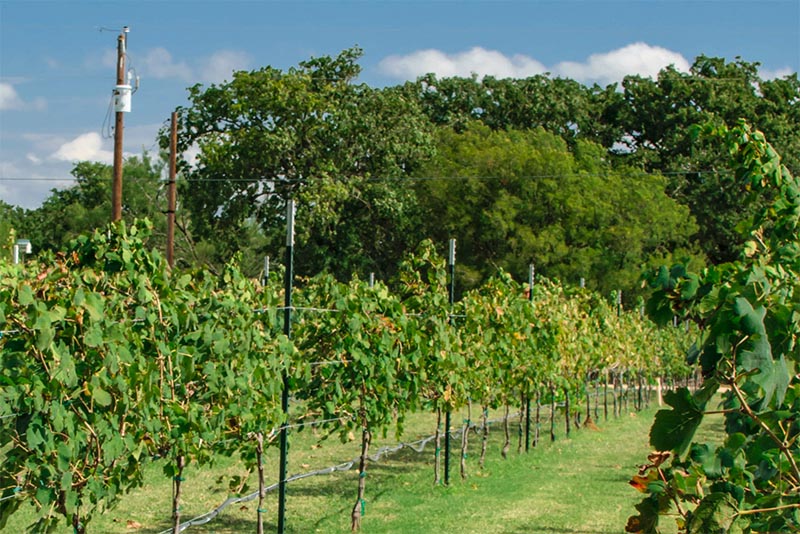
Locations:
5;394;725;534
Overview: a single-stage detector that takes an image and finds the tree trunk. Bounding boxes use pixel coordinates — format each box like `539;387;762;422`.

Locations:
603;371;609;421
501;404;511;459
612;372;618;418
550;384;556;442
637;371;644;411
565;389;571;438
72;511;85;534
433;407;442;486
585;383;591;422
517;393;525;454
172;455;185;534
479;405;489;469
256;433;265;534
351;426;372;531
594;380;600;420
534;390;540;447
460;401;471;480
619;371;631;413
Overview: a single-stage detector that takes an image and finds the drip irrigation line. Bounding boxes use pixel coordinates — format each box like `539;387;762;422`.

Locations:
273;306;340;313
0;492;21;504
169;412;521;533
280;415;346;431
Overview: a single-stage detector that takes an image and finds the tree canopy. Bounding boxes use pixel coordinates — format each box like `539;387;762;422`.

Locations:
5;49;798;297
414;122;698;298
164;47;434;280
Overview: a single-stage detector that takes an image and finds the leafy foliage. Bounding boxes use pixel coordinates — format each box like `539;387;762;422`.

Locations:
415;122;698;298
0;221;285;532
163;47;434;279
629;122;800;533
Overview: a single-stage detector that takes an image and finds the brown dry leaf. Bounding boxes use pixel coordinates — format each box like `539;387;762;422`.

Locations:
443;384;452;402
647;451;670;467
126;520;143;530
624;516;642;533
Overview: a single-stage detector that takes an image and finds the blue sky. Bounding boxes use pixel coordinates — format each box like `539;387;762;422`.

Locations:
1;0;798;209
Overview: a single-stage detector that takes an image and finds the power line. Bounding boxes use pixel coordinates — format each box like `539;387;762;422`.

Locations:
0;168;732;184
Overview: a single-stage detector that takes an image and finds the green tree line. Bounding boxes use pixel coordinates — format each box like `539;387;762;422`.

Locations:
4;48;798;299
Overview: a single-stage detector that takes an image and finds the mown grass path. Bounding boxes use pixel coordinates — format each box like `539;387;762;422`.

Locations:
306;407;670;534
10;400;717;534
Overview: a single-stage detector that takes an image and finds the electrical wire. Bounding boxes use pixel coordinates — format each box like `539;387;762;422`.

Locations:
0;168;732;184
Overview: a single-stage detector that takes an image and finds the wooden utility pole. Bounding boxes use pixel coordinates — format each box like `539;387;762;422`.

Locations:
111;27;128;221
167;111;178;267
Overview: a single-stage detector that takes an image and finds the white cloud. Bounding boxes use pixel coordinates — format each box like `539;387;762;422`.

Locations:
0;160;74;209
97;47;251;84
380;47;546;80
140;47;193;81
0;83;24;110
0;82;47;111
199;50;251;83
759;66;794;80
379;42;691;86
26;153;42;165
52;132;113;164
183;142;201;170
553;42;689;85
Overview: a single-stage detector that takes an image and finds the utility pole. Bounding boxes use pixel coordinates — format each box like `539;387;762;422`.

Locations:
166;111;178;267
111;26;129;222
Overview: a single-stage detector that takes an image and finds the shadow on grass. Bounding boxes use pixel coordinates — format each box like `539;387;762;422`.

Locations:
510;527;620;534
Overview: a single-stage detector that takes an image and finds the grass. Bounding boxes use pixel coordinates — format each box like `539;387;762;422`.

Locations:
5;392;725;534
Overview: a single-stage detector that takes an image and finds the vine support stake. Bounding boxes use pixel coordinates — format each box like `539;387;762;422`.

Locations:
444;238;456;486
525;263;534;452
277;199;295;534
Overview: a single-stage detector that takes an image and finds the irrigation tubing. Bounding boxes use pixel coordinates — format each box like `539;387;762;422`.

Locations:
164;386;657;533
163;412;523;534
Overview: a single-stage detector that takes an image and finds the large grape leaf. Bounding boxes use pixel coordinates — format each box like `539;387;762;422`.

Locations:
650;388;704;456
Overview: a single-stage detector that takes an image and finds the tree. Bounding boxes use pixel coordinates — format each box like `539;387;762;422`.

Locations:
165;48;434;279
398;73;610;145
611;57;800;263
21;155;169;257
414;122;698;299
0;201;26;262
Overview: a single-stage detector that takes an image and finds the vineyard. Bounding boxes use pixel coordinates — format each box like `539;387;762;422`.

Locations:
0;219;692;533
1;121;798;534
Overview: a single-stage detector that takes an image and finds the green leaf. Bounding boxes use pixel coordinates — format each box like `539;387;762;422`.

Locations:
685;493;744;534
92;387;112;407
17;284;34;307
84;325;104;348
690;443;723;478
83;292;105;321
750;354;790;409
680;273;700;300
650;388;704;455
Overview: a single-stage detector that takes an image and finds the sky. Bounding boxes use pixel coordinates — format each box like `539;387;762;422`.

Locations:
1;0;798;210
